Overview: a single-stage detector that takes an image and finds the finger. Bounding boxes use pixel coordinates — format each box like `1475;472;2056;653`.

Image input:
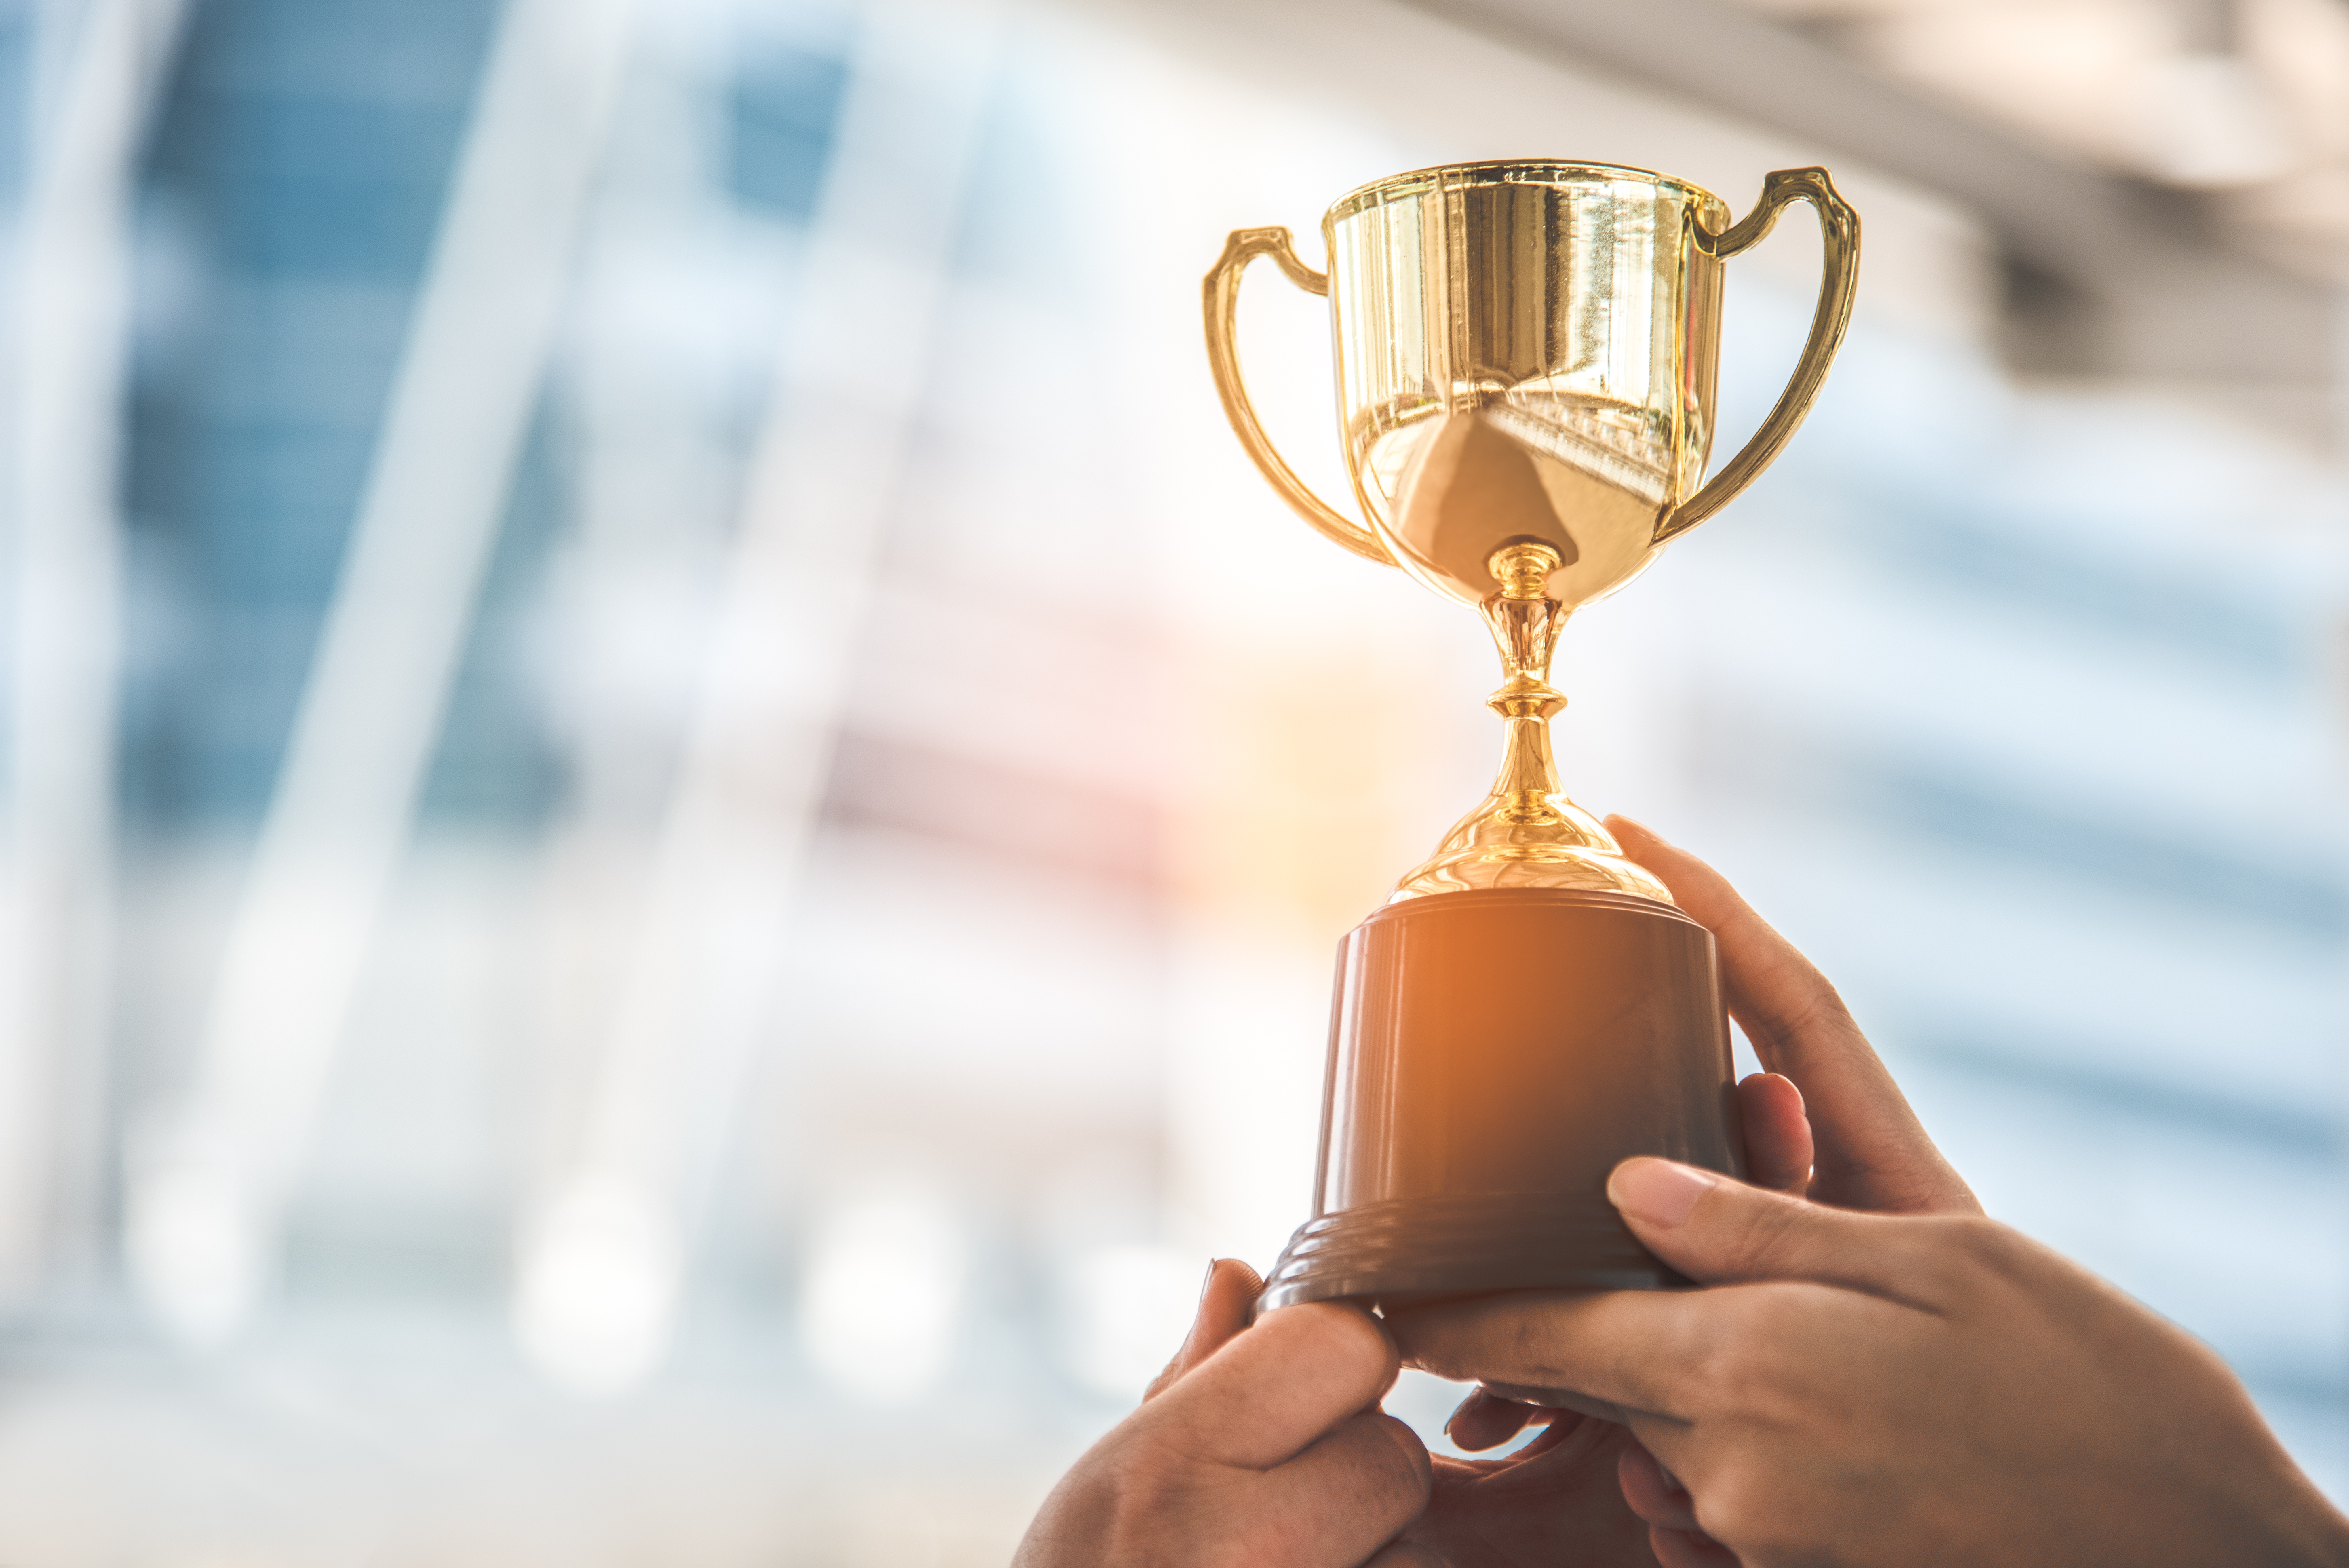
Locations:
1479;1380;1646;1428
1396;1175;1952;1419
1145;1257;1262;1400
1609;1157;1949;1300
1146;1299;1401;1468
1250;1410;1431;1564
1390;1289;1714;1427
1497;1405;1585;1461
1605;815;1860;1054
1618;1439;1702;1532
1443;1386;1537;1452
1607;816;1978;1216
1365;1545;1448;1568
1737;1072;1813;1195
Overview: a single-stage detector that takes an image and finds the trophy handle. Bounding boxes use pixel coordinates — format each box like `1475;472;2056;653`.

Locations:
1657;167;1861;545
1204;227;1397;567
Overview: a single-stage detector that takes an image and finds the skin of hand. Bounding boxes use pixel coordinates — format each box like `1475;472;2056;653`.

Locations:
1398;1158;2349;1568
1392;818;2349;1568
1012;1259;1434;1568
1387;1401;1655;1567
1392;1072;1816;1565
1603;815;1978;1221
1391;814;1987;1567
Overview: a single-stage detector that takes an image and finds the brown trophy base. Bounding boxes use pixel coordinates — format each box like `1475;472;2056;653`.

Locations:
1259;887;1746;1314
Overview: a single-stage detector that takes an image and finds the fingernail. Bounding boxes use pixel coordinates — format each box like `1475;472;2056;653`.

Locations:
1609;1159;1716;1228
1197;1259;1218;1306
1608;814;1661;842
1443;1389;1481;1436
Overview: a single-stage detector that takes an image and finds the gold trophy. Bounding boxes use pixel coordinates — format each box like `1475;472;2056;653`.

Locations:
1206;160;1858;1309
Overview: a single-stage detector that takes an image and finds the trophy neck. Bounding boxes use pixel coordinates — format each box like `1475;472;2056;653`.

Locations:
1483;581;1569;816
1390;544;1672;905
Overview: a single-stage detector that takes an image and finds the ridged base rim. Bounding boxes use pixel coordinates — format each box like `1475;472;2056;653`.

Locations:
1258;1193;1687;1313
1371;885;1700;924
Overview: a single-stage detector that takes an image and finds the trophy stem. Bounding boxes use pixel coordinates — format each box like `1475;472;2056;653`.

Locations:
1390;543;1671;904
1484;543;1570;820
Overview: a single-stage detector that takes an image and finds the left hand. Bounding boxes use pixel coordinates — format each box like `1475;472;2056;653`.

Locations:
1014;1259;1433;1568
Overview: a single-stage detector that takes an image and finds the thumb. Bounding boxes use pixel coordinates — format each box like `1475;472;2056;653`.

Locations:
1608;1157;1919;1289
1144;1258;1261;1400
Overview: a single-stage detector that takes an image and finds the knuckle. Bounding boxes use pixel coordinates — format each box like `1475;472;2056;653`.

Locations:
1391;1295;1557;1386
1691;1460;1773;1543
1098;1442;1184;1517
1943;1214;2003;1254
1720;1189;1810;1275
1863;1214;2016;1307
1492;1300;1571;1380
1693;1450;1811;1557
1940;1216;2032;1283
1739;940;1855;1033
1067;1450;1195;1565
1688;1288;1809;1416
1678;1317;1753;1401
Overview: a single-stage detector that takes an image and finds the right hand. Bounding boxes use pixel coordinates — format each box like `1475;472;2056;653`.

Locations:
1399;1157;2349;1568
1606;814;1976;1219
1398;818;2349;1566
1424;813;1989;1500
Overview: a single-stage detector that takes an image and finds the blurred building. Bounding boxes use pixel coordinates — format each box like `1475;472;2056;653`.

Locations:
0;0;2337;1562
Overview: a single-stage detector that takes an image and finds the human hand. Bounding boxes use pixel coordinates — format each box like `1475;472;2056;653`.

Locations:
1014;1258;1432;1568
1387;1400;1657;1566
1398;1159;2349;1568
1605;815;1974;1218
1388;816;1984;1565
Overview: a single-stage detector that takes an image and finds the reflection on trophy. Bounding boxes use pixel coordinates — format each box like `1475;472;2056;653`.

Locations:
1205;160;1860;1309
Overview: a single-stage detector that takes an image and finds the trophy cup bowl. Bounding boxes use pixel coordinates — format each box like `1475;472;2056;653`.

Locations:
1204;160;1859;1311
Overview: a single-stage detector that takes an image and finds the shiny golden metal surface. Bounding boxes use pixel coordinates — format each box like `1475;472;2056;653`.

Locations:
1205;160;1859;904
